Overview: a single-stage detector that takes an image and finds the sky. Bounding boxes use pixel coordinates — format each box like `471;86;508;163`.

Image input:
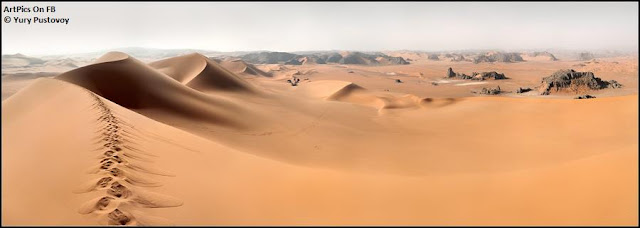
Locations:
1;2;638;55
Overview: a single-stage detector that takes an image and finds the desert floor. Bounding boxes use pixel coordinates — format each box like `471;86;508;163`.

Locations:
2;54;638;225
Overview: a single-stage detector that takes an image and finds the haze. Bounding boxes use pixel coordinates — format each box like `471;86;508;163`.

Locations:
1;2;638;55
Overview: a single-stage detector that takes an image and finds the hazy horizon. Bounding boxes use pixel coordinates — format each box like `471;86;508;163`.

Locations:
4;46;640;58
2;2;638;56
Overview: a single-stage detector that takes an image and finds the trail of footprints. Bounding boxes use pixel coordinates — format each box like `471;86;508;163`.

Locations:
74;92;182;225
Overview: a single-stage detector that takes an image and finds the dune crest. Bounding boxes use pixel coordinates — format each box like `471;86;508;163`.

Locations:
94;51;130;64
148;53;207;83
300;80;437;111
149;53;259;93
218;59;272;77
56;53;254;129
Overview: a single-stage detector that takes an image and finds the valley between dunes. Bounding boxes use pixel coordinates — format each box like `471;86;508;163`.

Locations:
2;52;638;225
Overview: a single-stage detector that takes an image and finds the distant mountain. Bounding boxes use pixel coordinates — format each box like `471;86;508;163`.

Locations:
240;52;299;64
2;53;46;68
473;52;524;64
239;51;409;66
525;51;558;61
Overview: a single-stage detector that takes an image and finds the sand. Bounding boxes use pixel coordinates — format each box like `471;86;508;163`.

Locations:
2;52;638;225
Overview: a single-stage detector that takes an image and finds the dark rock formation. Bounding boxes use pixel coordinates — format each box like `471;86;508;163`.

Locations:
474;71;508;80
446;67;456;78
450;54;468;62
528;51;558;61
386;56;410;65
516;87;532;93
427;54;440;60
473;52;524;64
473;86;502;95
607;80;623;88
575;95;596;99
395;79;403;83
537;69;622;95
472;55;491;64
446;68;507;80
445;67;471;79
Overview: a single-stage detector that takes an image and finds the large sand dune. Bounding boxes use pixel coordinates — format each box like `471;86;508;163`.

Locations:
148;53;258;93
56;52;255;129
2;52;638;225
217;58;272;77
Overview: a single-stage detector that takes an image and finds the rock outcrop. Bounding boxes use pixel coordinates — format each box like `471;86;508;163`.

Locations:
448;54;469;62
427;54;440;60
575;95;596;99
607;80;623;88
527;51;558;61
474;71;508;80
386;56;410;65
472;86;502;95
516;87;532;93
473;52;524;64
537;69;623;95
446;67;456;78
481;86;502;95
446;68;508;81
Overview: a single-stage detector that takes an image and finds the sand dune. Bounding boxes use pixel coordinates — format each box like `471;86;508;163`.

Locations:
325;82;420;110
148;53;258;93
296;80;426;111
56;52;255;129
218;59;272;77
2;52;638;225
148;53;207;83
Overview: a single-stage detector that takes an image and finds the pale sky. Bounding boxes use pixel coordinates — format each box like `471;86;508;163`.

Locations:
1;2;638;55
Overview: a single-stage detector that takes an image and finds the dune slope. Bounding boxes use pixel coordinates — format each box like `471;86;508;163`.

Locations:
148;53;259;93
55;52;255;130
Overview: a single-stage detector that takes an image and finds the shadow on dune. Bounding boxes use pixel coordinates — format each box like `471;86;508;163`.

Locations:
56;52;254;129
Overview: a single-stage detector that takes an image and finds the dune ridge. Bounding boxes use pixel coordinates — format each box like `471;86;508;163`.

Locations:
218;59;272;77
148;53;259;93
304;80;441;111
55;52;255;130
